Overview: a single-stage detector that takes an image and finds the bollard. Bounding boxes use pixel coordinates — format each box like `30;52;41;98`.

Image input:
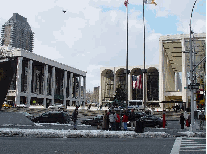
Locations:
163;112;165;128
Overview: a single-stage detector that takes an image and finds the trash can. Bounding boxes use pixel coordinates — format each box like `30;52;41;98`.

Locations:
135;119;144;133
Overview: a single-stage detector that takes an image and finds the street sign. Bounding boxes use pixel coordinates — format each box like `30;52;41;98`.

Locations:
187;83;200;89
188;85;199;89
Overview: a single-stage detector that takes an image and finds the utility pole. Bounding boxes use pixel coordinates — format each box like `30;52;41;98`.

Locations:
189;0;198;132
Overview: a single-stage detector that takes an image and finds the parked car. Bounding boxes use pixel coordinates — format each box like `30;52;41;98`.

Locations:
2;102;12;108
81;115;103;126
48;103;65;110
16;104;27;108
19;112;34;120
32;111;70;124
140;115;167;128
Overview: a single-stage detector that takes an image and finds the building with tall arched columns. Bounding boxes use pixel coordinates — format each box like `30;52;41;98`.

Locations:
99;65;163;106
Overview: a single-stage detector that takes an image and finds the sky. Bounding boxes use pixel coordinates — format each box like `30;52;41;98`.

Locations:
0;0;206;92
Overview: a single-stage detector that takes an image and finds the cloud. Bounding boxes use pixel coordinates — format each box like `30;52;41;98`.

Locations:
33;39;64;60
0;0;205;92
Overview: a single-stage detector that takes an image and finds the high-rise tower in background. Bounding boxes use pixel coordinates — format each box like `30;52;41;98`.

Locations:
1;13;34;52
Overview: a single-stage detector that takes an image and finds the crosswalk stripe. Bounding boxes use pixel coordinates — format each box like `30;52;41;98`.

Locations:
180;146;206;148
170;137;182;154
181;144;206;145
180;149;206;151
171;137;206;154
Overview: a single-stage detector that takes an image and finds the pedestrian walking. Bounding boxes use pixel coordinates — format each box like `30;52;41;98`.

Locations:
130;109;136;130
180;113;185;129
115;111;120;131
199;111;205;130
109;109;117;131
103;110;109;130
72;108;78;130
122;110;128;131
187;113;191;127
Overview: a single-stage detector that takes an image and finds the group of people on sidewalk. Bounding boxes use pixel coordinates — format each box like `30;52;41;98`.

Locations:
180;112;205;130
102;109;136;131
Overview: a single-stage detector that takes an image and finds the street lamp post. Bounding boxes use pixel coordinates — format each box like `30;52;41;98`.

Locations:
189;0;198;132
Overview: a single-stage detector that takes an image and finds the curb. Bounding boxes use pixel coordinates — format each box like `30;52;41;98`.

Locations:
0;128;170;138
0;128;205;138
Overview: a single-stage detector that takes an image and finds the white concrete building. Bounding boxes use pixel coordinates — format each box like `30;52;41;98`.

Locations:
0;46;86;108
159;33;206;110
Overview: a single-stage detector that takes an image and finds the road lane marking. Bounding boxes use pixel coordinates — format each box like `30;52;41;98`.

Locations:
170;137;182;154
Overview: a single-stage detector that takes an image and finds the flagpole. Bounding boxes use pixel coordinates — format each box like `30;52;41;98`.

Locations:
143;0;146;111
126;1;129;110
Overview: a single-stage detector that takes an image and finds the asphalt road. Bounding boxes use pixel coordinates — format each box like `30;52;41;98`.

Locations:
0;137;175;154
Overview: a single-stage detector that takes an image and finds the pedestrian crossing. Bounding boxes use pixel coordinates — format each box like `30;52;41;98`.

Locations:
171;137;206;154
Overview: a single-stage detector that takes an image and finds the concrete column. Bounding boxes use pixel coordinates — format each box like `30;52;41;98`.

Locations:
74;77;77;99
159;40;165;110
78;76;82;106
26;60;32;107
43;65;48;108
63;71;67;107
113;68;116;95
145;73;148;102
83;76;86;107
15;57;23;106
69;73;73;98
175;72;179;91
69;72;73;106
52;67;55;105
128;74;131;100
182;38;188;108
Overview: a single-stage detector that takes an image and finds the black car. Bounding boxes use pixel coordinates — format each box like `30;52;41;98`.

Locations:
140;115;167;128
32;111;70;124
81;115;103;126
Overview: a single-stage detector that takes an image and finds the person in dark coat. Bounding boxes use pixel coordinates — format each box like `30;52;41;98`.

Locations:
180;113;185;129
130;109;136;130
103;110;109;130
72;108;78;130
187;113;191;127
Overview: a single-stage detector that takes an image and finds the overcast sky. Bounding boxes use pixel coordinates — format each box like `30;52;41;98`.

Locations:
0;0;206;92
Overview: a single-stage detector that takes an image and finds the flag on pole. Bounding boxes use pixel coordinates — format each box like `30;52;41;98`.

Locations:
132;75;137;89
124;0;128;7
138;75;142;89
144;0;157;6
136;75;142;89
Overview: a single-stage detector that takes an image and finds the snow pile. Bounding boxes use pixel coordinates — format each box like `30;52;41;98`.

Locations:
0;128;171;138
178;131;206;137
